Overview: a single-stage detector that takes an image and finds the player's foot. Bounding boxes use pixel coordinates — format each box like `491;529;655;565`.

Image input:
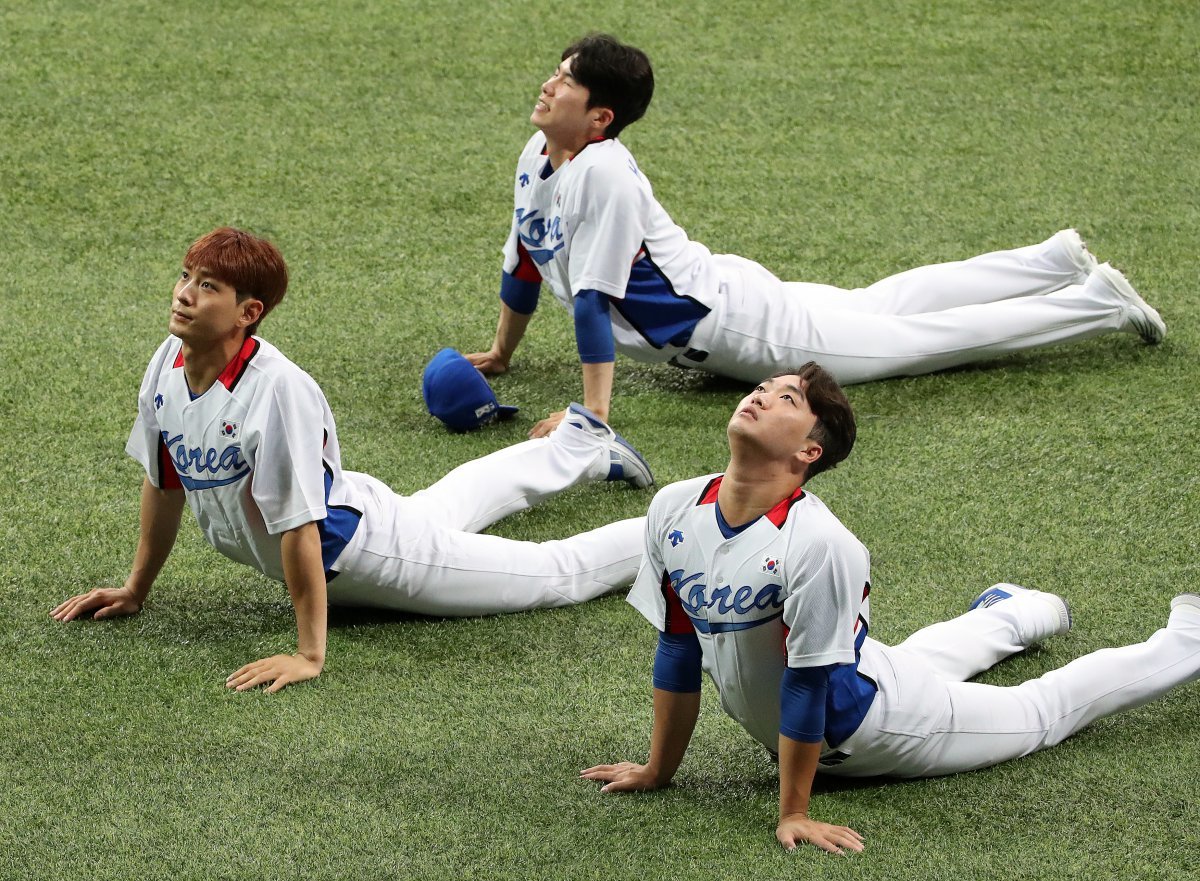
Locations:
1091;262;1166;344
969;583;1072;632
564;403;654;488
1053;228;1098;281
1168;594;1200;630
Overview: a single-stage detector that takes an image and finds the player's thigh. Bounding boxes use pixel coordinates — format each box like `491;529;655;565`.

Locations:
896;680;1047;776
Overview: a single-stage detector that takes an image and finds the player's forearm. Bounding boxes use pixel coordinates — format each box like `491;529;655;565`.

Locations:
581;360;615;423
124;478;186;603
490;302;534;363
645;687;701;785
778;734;823;818
281;522;328;666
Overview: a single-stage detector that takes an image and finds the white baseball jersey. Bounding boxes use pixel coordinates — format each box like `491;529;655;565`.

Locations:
627;474;874;751
125;335;643;614
126;335;365;582
502;132;718;361
502;132;1145;386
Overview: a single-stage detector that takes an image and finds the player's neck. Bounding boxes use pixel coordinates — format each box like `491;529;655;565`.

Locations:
544;137;581;170
180;332;249;396
718;458;806;528
543;128;597;170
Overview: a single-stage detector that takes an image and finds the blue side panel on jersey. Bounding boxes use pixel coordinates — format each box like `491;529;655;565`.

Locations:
824;621;877;747
319;468;362;577
611;256;711;349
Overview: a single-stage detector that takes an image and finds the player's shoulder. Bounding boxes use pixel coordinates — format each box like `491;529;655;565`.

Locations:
241;337;325;399
148;335;183;366
516;132;547;163
787;490;865;551
572;138;642;186
649;474;722;516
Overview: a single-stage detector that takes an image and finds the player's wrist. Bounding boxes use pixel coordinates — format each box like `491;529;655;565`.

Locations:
296;649;325;668
120;580;150;607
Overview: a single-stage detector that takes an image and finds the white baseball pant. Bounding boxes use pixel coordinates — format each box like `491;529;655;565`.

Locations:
822;591;1200;777
326;419;645;615
686;232;1140;384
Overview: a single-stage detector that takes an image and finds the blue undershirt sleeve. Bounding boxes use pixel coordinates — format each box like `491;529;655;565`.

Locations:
652;631;702;693
573;289;616;364
499;271;540;315
780;665;832;743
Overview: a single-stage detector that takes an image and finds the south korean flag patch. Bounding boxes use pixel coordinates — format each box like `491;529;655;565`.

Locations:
219;419;240;440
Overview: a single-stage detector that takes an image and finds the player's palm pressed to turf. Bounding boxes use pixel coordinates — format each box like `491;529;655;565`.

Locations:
579;761;665;792
465;350;509;375
226;653;323;694
776;813;864;855
50;586;142;621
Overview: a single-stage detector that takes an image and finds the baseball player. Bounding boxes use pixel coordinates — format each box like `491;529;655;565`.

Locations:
51;227;654;693
468;33;1167;438
581;364;1200;854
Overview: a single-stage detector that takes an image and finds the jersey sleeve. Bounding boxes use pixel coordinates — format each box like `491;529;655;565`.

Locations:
243;368;330;534
781;529;870;668
567;159;649;299
626;493;668;630
125;338;182;490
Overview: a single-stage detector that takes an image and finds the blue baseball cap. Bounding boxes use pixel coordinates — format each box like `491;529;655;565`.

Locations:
421;348;519;432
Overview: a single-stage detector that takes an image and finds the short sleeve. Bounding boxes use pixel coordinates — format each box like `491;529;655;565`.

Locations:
626;494;667;631
568;161;648;299
244;370;330;534
782;530;870;668
125;339;179;489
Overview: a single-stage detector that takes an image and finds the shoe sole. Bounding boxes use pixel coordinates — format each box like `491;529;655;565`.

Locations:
1094;263;1166;344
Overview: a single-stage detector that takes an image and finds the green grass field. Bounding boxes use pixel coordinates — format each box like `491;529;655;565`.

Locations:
2;0;1198;877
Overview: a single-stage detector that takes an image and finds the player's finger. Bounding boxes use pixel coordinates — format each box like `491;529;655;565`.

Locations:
580;763;618;777
53;594;99;621
265;674;290;694
234;670;275;692
92;604;120;620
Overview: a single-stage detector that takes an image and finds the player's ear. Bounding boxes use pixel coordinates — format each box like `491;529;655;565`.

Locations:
792;439;823;478
238;297;264;328
591;106;615;135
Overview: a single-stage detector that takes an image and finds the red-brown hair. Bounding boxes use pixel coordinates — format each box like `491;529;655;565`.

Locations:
184;227;288;335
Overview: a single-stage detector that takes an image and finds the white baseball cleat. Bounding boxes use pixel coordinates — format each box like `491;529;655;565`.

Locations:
969;583;1072;634
1053;228;1098;281
563;402;654;488
1092;262;1166;344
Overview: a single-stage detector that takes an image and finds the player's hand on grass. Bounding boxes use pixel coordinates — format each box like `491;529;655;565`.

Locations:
776;812;864;855
530;409;566;438
50;586;142;622
226;652;322;694
579;761;665;792
465;350;510;375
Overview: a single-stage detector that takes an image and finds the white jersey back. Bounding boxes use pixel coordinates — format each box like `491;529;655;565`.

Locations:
628;475;871;750
126;336;366;581
502;133;720;360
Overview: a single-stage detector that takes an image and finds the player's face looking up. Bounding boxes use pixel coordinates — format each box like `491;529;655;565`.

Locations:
531;55;613;149
169;266;262;345
728;375;823;467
